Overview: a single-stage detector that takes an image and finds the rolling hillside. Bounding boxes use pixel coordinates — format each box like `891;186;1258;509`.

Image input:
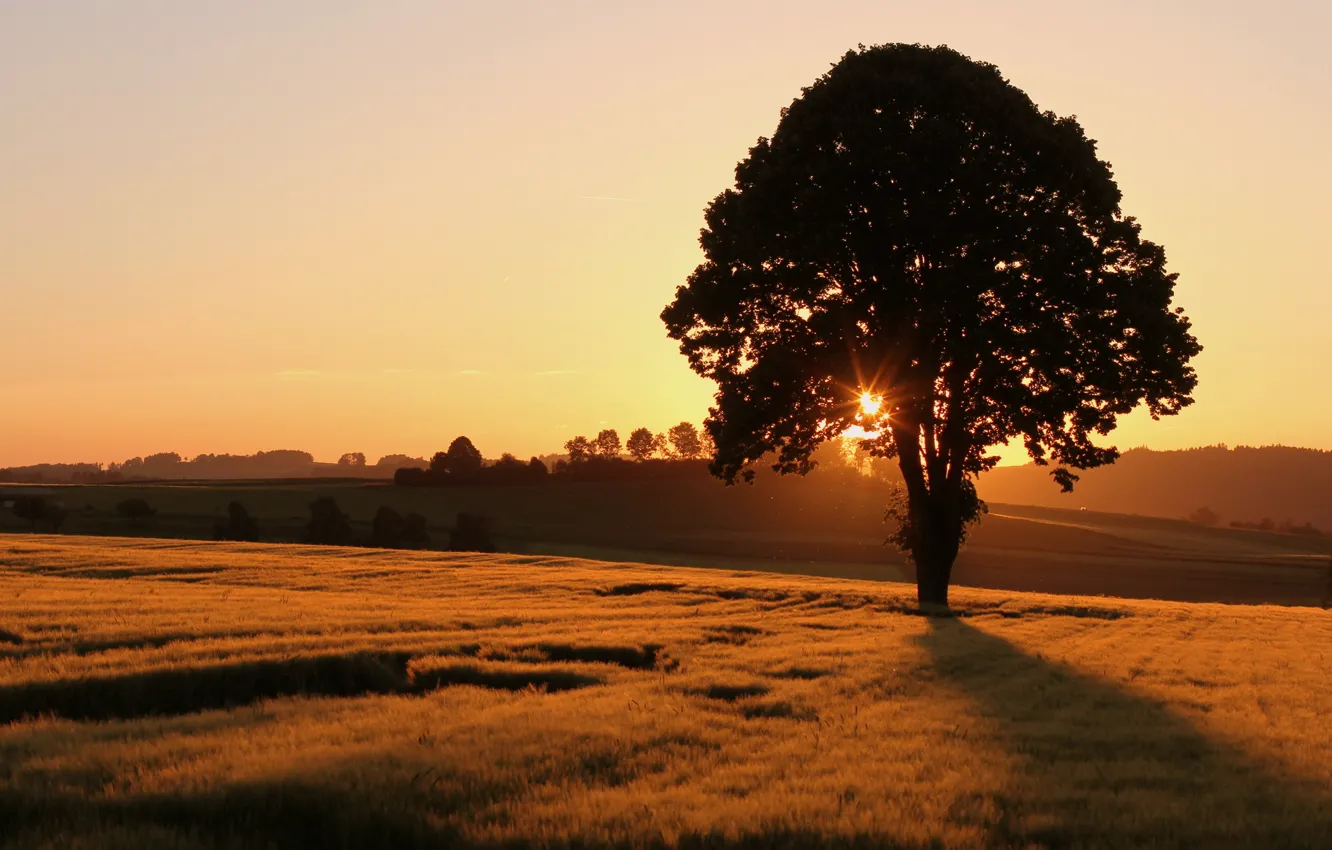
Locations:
0;537;1329;848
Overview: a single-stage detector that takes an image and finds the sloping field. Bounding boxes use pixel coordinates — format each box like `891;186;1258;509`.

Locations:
7;477;1331;606
1;536;1330;848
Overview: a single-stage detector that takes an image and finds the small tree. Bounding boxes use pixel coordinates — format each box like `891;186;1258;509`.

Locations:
626;428;656;461
592;429;622;458
449;513;495;553
667;422;704;459
338;452;367;467
115;497;156;526
1188;507;1220;527
652;432;672;459
527;457;548;476
45;504;67;533
215;501;259;542
564;436;592;464
11;496;46;530
369;506;405;548
402;512;431;548
306;497;353;545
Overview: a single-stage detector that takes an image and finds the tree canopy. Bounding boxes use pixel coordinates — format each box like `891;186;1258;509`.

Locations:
667;422;705;460
626;428;656;461
661;44;1200;605
593;429;622;458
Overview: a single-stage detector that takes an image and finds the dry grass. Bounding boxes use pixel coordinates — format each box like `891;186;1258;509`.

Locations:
1;534;1330;848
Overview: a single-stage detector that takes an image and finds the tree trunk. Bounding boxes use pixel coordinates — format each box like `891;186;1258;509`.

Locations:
909;498;963;609
889;421;964;610
915;551;952;607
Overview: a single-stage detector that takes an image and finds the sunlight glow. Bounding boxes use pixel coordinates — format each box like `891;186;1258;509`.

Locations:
859;392;882;416
842;424;880;441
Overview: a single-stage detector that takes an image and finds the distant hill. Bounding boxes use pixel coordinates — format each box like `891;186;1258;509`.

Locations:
979;445;1332;532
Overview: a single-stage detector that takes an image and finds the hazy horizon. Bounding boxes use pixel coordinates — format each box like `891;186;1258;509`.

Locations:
4;1;1330;467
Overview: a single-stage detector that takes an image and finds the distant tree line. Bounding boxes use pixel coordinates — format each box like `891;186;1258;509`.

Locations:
0;450;430;483
393;437;548;487
392;424;719;489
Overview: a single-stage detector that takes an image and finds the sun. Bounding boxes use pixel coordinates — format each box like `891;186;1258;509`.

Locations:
859;392;882;417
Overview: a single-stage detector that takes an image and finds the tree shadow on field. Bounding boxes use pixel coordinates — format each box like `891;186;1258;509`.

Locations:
920;618;1332;848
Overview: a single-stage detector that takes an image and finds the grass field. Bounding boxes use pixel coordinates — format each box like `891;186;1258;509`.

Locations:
2;535;1330;848
4;475;1331;607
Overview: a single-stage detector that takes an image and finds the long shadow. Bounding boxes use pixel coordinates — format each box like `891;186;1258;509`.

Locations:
919;618;1332;847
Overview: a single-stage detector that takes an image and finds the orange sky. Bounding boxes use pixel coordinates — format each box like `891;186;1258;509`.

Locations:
2;1;1330;467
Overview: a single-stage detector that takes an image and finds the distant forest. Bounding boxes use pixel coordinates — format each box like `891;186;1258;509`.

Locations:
0;450;402;483
978;445;1332;534
6;441;1332;537
0;421;719;485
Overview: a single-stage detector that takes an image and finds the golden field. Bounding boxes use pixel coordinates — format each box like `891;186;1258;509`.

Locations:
1;535;1330;848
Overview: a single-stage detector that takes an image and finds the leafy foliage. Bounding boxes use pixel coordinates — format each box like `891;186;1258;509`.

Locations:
564;436;593;464
668;422;705;460
626;428;656;462
593;429;622;458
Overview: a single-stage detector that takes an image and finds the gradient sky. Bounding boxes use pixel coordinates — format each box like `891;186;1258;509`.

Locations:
3;1;1330;466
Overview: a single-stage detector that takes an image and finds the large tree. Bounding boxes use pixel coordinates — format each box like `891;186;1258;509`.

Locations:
661;44;1200;606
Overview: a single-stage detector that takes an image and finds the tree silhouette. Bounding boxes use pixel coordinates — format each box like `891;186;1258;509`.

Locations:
214;501;259;542
402;512;431;548
662;44;1200;606
667;422;704;460
369;505;405;548
652;432;671;459
11;496;46;530
429;451;449;475
564;436;592;464
593;429;622;458
501;452;526;467
626;428;656;461
306;497;353;545
337;452;366;467
450;513;495;553
115;497;156;526
444;436;484;477
527;457;548;476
